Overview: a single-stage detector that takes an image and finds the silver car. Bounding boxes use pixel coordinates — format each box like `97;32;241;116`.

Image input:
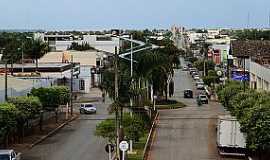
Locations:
80;103;97;114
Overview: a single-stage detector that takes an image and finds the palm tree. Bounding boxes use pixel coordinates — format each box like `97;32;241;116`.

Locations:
25;39;48;72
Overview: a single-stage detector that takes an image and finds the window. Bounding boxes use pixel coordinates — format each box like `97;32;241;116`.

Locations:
79;80;85;90
0;154;10;160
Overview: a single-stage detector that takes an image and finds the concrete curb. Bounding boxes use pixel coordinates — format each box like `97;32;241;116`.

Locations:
143;112;160;160
28;115;79;149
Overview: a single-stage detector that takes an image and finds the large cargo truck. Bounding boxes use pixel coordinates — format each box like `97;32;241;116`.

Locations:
217;115;247;157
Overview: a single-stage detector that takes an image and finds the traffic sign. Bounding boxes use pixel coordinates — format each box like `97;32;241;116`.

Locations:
105;144;114;153
119;141;129;152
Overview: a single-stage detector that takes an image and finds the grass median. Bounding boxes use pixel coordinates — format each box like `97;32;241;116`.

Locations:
156;101;186;110
127;133;148;160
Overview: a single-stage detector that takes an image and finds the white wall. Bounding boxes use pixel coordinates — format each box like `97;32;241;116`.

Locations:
83;35;119;53
250;61;270;91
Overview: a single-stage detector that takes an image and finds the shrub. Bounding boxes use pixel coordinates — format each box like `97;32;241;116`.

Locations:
0;103;18;139
31;86;70;110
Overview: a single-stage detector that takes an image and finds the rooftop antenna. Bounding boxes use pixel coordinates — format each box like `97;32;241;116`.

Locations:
268;11;270;28
247;12;250;29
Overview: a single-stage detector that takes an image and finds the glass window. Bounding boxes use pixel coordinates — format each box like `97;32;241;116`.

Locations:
79;80;85;90
85;104;93;108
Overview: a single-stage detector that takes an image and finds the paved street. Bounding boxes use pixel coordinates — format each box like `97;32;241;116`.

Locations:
150;58;241;160
22;94;112;160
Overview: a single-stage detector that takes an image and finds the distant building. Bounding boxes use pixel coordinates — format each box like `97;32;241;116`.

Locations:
34;33;120;53
171;25;188;50
207;29;220;39
208;44;232;65
39;50;110;92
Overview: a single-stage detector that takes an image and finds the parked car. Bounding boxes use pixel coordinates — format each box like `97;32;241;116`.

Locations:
184;89;193;98
80;103;97;114
195;81;204;86
182;66;188;71
189;68;197;75
196;83;205;90
193;75;200;80
0;150;21;160
197;94;208;104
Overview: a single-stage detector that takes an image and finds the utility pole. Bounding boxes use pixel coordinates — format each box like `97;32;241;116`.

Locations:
243;57;246;92
70;55;74;116
114;46;120;159
21;42;24;73
227;54;230;81
5;60;8;101
1;48;8;101
130;35;133;116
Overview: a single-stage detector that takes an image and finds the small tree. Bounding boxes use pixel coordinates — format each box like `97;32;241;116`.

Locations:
8;96;42;142
95;119;115;142
24;38;48;72
95;113;149;143
0;103;18;147
31;86;70;110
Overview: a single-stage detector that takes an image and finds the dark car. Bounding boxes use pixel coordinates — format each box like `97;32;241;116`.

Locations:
184;89;193;98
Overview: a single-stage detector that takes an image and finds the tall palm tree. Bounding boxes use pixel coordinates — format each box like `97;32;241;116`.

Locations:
25;39;48;72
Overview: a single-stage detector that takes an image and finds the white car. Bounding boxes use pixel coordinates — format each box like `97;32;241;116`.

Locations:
193;75;200;80
0;150;21;160
80;103;97;114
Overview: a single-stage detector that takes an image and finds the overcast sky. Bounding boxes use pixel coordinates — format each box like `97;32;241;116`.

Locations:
0;0;270;30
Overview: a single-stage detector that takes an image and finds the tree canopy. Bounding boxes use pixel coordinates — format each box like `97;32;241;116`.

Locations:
31;86;70;110
217;82;270;151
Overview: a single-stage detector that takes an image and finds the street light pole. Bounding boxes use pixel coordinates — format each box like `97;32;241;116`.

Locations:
70;55;74;116
114;46;120;159
153;95;157;111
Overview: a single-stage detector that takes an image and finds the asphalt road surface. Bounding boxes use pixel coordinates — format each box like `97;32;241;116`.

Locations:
22;97;112;160
150;58;242;160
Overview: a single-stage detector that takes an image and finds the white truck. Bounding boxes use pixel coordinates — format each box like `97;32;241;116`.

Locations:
217;115;246;157
0;150;21;160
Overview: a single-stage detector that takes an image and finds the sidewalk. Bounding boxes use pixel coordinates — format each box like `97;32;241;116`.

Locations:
11;113;78;153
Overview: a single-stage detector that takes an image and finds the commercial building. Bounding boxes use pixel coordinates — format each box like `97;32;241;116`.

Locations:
39;50;110;92
208;44;232;65
231;40;270;91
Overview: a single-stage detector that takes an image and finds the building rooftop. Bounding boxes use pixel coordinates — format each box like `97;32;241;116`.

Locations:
39;51;105;66
0;62;73;73
231;40;270;58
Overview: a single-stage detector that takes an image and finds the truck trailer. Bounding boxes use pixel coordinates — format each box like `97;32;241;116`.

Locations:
217;115;246;157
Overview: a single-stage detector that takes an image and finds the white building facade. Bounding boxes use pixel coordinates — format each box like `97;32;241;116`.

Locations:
250;61;270;91
34;33;120;53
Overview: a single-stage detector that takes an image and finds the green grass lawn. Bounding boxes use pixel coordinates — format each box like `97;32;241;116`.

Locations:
127;133;148;160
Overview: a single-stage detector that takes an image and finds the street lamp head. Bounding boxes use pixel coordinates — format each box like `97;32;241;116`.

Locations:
154;95;157;99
